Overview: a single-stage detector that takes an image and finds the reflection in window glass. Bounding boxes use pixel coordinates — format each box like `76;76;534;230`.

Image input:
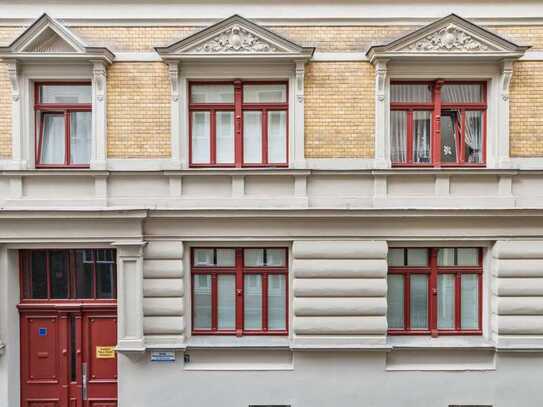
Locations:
192;112;210;164
218;275;236;330
437;274;455;329
461;274;479;329
216;249;235;267
457;248;479;266
410;274;428;329
387;275;404;329
243;84;287;103
40;84;92;104
193;274;212;329
244;274;262;329
74;250;93;298
268;274;286;330
437;248;456;266
216;111;235;164
388;248;405;267
96;262;115;299
194;249;214;266
191;84;234;103
268;111;287;163
407;249;428;266
243;111;262;163
70;112;91;164
245;249;264;267
266;249;286;266
28;252;48;299
50;252;69;299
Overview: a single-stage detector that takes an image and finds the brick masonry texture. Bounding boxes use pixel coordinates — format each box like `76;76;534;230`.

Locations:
510;62;543;157
304;62;374;158
107;62;171;158
0;63;11;158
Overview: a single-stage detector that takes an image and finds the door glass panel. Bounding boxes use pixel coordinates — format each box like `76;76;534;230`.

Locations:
410;274;429;329
243;84;287;103
268;274;286;330
243;111;262;163
407;248;428;266
26;252;48;299
70;111;91;165
461;274;479;329
244;274;262;329
193;274;212;329
191;84;234;103
40;113;65;165
440;110;459;163
50;252;69;299
216;111;235;164
96;261;116;299
437;274;455;329
40;84;92;104
388;248;405;266
413;111;432;163
191;111;210;164
74;249;93;298
387;275;404;329
267;111;287;164
217;275;235;330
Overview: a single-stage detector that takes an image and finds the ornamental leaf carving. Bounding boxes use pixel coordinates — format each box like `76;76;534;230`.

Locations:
406;24;490;52
192;24;278;53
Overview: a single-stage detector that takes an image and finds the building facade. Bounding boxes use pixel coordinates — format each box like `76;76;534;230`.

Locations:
1;1;543;406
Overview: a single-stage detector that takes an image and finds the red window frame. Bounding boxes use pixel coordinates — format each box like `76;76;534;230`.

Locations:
390;80;487;168
388;247;483;337
19;249;117;303
188;80;289;168
34;82;92;168
191;247;289;336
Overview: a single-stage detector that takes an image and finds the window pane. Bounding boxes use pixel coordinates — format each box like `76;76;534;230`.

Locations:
243;84;287;103
458;248;479;266
193;274;212;329
407;249;428;266
464;111;483;163
244;274;262;330
50;252;69;299
268;111;287;164
268;274;286;330
391;84;432;103
194;249;214;266
266;249;286;267
217;275;236;330
442;84;482;104
245;249;264;267
74;250;93;298
243;111;262;163
388;248;405;267
216;249;235;267
27;252;48;299
70;112;91;164
390;110;407;162
461;274;479;329
216;111;234;164
440;110;459;163
96;261;116;299
191;84;234;103
410;274;428;329
387;275;404;329
413;111;432;163
191;111;210;164
437;274;455;329
437;248;456;266
40;84;91;104
40;113;65;165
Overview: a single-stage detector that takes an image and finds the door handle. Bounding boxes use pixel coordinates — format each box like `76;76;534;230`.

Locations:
81;362;88;401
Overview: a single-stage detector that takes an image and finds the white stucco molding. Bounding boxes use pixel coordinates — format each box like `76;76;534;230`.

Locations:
0;13;115;170
112;240;147;352
155;14;314;169
366;13;530;170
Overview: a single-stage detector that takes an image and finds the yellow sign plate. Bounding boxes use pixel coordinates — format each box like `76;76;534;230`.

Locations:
96;346;116;359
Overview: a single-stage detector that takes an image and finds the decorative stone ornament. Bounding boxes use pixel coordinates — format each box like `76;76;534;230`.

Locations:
407;24;489;52
193;24;277;54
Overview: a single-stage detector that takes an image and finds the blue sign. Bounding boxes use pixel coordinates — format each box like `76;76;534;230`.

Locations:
38;327;47;337
150;351;176;362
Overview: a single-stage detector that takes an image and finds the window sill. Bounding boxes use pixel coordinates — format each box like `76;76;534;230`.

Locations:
387;336;495;350
186;335;290;350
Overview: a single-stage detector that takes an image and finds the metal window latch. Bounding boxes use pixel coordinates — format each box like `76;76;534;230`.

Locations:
236;288;243;296
81;362;88;401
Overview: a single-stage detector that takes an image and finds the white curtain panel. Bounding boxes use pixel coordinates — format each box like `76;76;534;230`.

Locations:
391;84;432;103
192;111;211;163
41;114;65;164
70;112;91;164
390;111;407;162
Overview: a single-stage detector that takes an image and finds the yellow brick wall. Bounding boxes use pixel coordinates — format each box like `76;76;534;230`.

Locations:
0;63;11;159
304;62;374;158
107;62;171;158
510;61;543;157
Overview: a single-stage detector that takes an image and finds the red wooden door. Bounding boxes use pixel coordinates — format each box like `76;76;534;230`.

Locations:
20;306;117;407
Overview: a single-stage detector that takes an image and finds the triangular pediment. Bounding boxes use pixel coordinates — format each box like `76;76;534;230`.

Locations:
156;15;314;60
0;13;114;63
367;14;529;61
